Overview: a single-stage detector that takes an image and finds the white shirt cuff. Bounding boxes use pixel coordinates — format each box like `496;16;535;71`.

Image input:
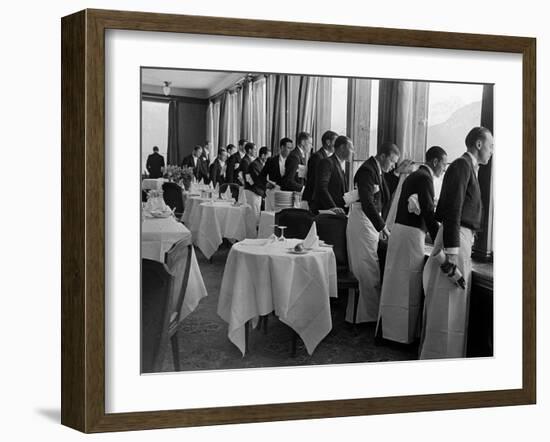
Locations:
444;247;459;255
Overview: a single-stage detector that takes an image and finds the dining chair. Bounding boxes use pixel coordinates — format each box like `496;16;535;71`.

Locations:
162;182;185;219
219;182;240;200
315;213;361;330
274;208;315;239
141;258;175;373
163;238;194;371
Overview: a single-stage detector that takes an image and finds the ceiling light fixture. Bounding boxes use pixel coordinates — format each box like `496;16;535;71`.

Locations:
162;81;171;96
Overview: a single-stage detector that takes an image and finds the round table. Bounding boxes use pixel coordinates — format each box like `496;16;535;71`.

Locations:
217;238;337;355
141;215;208;320
192;201;256;259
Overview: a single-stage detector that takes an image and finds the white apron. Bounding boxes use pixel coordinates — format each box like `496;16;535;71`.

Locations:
265;188;276;212
346;202;381;323
376;223;425;343
420;226;473;359
244;189;262;225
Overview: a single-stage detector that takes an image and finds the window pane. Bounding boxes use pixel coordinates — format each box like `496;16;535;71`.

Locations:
142;100;169;172
331;78;348;135
427;83;483;162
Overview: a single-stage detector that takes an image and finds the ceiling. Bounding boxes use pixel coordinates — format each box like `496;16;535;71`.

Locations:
141;68;244;98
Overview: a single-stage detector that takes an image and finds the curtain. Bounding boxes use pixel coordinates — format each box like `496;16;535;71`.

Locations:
266;75;276;151
251;76;267;147
212;99;221;152
270;75;287;154
287;75;301;142
206;101;215;162
167;100;185;166
296;76;319;140
347;78;372;161
218;92;229;148
312;77;332;150
241;80;253;142
378;80;429;162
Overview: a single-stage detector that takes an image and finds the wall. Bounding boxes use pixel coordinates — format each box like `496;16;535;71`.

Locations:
2;1;547;442
177;97;208;159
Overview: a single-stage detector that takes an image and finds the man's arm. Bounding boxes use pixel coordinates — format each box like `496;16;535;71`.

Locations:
418;176;439;242
357;168;386;232
316;159;337;209
281;153;303;191
438;160;469;254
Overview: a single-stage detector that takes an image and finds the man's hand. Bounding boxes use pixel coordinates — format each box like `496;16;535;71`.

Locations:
266;182;275;190
445;253;458;266
380;226;391;241
330;207;345;215
394;159;414;175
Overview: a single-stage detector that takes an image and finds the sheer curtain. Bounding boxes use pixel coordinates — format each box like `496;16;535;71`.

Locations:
378;79;429;162
312;77;332;150
347;78;372;161
206;100;216;162
241;80;253;142
212;99;221;152
251;76;267;147
296;76;319;137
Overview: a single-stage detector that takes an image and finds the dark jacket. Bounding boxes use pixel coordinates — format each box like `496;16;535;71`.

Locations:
281;147;306;192
209;159;227;187
354;157;399;232
395;165;439;241
238;154;254;186
226;151;243;184
145;152;165;179
435;153;482;249
245;158;267;197
181;154;209;182
311;155;348;210
302;148;329;202
261;154;284;186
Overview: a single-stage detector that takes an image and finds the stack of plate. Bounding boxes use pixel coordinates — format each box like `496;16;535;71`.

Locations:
273;190;294;211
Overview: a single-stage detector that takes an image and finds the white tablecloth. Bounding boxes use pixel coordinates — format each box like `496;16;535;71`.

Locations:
181;196;209;226
217;238;338;355
257;211;275;238
142;178;166;191
191;201;257;259
141;216;208;320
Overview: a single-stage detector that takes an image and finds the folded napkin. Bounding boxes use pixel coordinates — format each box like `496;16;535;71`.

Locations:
214;182;220;197
245;173;254;186
297;164;307;178
303;221;319;249
239;238;268;246
343;189;359;207
237;186;247;205
407;193;421;215
221;186;232;200
198;178;204;185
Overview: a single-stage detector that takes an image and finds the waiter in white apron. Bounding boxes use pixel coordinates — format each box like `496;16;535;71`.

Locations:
376;146;447;344
346;142;400;323
420;127;493;359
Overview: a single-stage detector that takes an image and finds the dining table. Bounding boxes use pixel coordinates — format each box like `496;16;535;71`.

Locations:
184;197;257;259
217;237;338;356
141;214;208;320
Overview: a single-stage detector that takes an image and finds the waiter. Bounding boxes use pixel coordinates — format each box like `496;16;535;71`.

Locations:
261;137;293;210
226;139;247;184
420;127;493;359
346;142;400;324
244;146;269;222
302;130;337;208
311;135;353;214
376;146;447;344
145;146;165;178
281;132;310;192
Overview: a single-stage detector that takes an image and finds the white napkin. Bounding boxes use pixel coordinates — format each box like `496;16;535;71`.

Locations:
245;174;254;186
214;182;220;197
239;238;268;246
222;186;232;200
303;222;319;249
198;178;204;185
237;186;247;205
343;189;359;207
297;164;307;178
407;193;421;215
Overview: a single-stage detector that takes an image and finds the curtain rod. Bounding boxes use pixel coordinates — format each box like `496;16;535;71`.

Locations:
208;73;267;103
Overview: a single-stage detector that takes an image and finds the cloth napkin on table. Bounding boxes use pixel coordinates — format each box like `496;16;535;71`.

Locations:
303;221;319;249
214;182;220;197
407;193;421;215
222;186;232;200
198;178;204;185
237;186;247;205
343;189;359;207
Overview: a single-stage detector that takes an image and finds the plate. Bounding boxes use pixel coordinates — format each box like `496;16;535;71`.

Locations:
287;249;309;255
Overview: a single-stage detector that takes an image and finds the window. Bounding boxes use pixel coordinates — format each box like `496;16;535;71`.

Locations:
330;78;348;135
141;100;169;173
426;82;483;198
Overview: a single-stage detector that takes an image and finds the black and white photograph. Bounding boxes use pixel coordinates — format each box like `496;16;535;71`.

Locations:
140;67;494;374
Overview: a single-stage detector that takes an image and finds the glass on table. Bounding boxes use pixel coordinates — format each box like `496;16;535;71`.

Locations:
277;225;287;242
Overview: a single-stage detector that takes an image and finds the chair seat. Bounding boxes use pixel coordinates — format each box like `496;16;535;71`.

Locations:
337;270;358;289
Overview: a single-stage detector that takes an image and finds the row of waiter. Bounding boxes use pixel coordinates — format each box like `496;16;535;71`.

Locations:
207;126;493;360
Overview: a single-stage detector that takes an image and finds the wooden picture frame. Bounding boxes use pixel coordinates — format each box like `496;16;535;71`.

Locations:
61;8;536;433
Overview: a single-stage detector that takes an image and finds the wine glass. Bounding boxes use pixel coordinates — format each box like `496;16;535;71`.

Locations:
278;225;287;242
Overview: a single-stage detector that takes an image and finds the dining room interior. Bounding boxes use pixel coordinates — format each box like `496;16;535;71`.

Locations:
140;67;494;374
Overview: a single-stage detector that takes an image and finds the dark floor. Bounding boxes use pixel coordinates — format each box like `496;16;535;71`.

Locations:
159;241;419;372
